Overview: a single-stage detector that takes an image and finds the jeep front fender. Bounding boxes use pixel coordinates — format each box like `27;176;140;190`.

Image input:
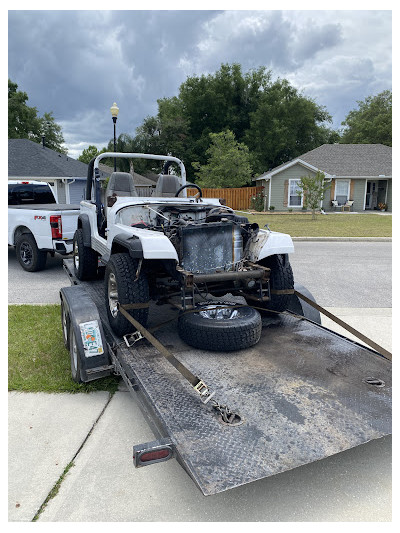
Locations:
112;228;179;262
247;229;294;263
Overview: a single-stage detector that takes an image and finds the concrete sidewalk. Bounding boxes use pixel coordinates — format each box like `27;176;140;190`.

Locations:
8;307;392;522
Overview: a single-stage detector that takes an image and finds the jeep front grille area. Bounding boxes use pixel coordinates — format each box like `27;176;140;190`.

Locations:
180;222;242;274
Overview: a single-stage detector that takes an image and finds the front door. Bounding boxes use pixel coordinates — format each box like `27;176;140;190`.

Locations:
365;181;378;210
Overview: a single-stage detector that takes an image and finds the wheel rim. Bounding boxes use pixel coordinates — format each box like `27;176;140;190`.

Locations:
19;241;33;265
108;272;119;318
198;305;240;320
71;330;78;373
73;240;79;269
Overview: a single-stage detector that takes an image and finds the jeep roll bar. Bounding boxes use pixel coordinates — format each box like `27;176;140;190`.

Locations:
85;152;187;202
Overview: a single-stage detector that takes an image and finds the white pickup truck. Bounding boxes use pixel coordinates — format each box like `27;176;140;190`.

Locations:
8;180;80;271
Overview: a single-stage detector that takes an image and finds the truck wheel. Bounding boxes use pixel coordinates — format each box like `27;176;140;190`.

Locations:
178;302;262;351
15;233;47;272
105;253;149;337
246;254;294;313
61;298;70;350
73;228;98;280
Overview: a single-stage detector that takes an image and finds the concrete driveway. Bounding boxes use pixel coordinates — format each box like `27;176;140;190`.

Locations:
8;241;392;521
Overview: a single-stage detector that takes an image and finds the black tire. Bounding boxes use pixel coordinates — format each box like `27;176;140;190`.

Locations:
105;253;150;337
246;254;294;313
178;301;262;352
73;228;98;280
61;298;70;350
15;233;47;272
69;323;83;383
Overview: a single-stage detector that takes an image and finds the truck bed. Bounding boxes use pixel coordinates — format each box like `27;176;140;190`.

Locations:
63;259;392;496
9;204;80;211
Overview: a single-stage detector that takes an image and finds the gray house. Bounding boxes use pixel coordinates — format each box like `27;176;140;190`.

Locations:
8;139;109;203
254;144;392;212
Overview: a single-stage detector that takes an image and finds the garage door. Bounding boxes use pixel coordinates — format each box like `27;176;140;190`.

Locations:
68;180;86;204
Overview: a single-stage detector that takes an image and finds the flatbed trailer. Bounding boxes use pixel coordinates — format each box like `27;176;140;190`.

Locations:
61;258;392;496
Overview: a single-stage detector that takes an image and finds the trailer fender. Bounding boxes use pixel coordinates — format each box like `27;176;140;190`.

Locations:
247;229;294;263
60;285;112;382
77;214;92;247
285;282;321;324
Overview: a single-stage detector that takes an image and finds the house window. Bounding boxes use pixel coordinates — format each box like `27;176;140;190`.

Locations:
335;180;350;205
288;179;303;207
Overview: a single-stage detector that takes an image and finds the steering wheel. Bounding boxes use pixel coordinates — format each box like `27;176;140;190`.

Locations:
175;183;202;199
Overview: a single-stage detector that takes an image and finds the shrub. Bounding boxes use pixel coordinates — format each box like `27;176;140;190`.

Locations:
250;191;265;211
269;205;275;211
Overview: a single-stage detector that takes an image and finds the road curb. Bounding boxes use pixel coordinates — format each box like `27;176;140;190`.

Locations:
292;237;392;242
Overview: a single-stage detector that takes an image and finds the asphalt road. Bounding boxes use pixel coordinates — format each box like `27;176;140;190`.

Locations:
8;241;392;308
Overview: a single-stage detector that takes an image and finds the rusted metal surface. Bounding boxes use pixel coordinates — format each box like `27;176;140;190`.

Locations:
65;260;392;496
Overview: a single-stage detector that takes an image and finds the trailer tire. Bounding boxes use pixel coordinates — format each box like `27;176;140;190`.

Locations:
16;233;47;272
73;228;98;281
69;323;83;383
178;302;262;351
246;254;294;313
105;253;150;337
61;298;70;350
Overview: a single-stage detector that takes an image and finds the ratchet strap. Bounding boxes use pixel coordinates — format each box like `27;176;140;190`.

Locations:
117;303;214;402
294;290;392;361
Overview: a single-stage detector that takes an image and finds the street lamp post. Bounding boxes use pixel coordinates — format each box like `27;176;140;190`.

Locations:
110;102;119;172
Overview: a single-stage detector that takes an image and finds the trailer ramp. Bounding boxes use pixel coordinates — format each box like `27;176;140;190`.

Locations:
64;261;392;496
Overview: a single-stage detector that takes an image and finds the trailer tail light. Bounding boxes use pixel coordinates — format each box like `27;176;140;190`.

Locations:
50;215;62;239
133;439;174;467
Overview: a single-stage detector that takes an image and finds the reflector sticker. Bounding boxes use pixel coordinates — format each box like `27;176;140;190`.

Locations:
79;320;104;357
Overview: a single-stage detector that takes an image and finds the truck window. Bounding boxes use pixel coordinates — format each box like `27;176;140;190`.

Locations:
8;184;56;205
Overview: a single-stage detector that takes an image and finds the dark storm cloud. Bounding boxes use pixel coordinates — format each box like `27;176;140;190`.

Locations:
8;10;391;158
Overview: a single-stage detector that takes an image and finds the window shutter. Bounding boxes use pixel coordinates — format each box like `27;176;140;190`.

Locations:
330;179;336;201
283;180;288;207
350;179;354;200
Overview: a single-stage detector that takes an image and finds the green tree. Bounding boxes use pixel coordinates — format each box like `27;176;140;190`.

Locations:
244;79;337;174
78;145;102;164
8;79;67;153
33;112;67;154
297;171;331;220
340;90;392;146
8;79;40;139
192;130;252;188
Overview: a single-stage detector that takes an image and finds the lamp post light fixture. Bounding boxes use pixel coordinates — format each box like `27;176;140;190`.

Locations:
110;102;119;171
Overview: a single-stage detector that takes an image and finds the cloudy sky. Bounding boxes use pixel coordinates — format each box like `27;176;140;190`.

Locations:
8;6;392;159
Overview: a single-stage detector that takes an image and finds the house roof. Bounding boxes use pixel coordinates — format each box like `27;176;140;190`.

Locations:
256;144;392;180
8;139;108;179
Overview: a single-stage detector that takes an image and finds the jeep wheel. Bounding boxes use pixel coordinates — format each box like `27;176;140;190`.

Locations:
178;302;262;351
246;254;294;313
73;228;98;280
16;233;47;272
105;253;149;337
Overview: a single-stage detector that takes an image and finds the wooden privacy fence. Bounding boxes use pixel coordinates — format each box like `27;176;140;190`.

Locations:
187;186;263;210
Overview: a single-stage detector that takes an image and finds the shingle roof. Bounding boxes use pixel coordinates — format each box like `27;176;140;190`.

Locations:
8;139;108;179
259;144;392;178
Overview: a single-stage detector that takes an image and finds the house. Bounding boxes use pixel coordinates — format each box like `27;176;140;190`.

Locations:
8;138;111;203
254;144;392;212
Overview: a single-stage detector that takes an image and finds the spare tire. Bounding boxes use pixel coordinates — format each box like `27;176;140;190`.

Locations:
178;301;262;352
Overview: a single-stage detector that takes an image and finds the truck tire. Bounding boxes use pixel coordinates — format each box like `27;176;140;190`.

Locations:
15;233;47;272
105;253;150;337
69;322;83;383
178;302;262;352
73;228;98;280
246;254;294;313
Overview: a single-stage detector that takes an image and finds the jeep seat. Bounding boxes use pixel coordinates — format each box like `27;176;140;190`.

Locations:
106;172;138;199
155;175;181;197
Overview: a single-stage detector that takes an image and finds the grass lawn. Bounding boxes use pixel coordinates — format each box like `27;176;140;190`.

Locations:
241;213;392;237
9;305;119;393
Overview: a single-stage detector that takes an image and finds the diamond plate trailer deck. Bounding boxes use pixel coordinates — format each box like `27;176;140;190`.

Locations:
61;259;392;496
